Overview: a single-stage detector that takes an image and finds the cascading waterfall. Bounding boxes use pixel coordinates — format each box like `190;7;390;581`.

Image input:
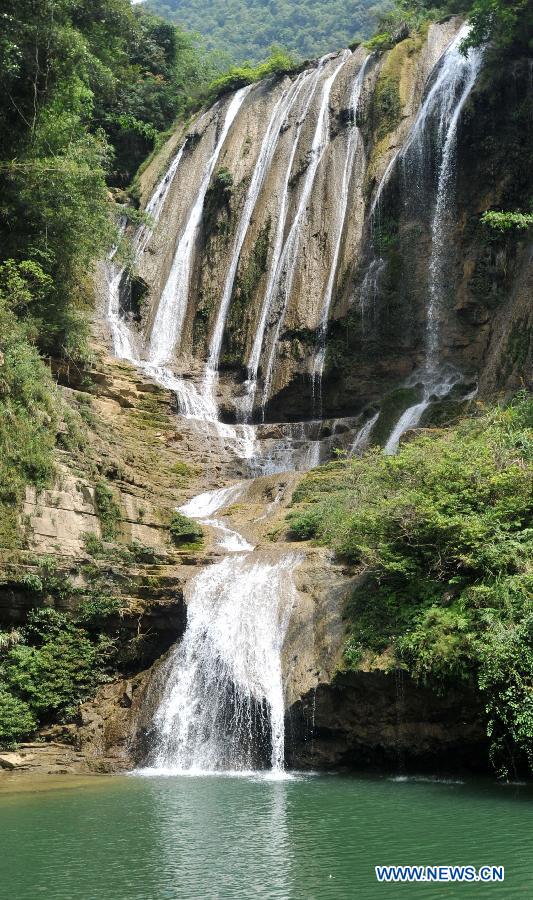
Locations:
102;21;487;778
148;86;252;369
145;553;300;774
105;102;258;460
312;52;372;411
107;135;190;363
350;411;380;455
203;72;310;412
133;141;188;258
240;59;330;420
425;34;483;369
141;486;300;775
260;50;352;413
375;25;483;450
359;257;386;333
107;228;138;364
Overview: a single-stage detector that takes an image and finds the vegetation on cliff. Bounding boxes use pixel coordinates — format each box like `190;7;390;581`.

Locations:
374;0;532;54
288;395;533;776
204;48;299;102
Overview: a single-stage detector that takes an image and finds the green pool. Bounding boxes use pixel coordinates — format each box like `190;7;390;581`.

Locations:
0;771;531;899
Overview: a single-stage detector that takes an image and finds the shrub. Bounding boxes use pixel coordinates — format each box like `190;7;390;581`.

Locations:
0;685;37;745
75;596;122;628
205;47;298;102
94;480;122;541
481;211;533;232
172;460;194;478
169;511;203;546
0;605;117;746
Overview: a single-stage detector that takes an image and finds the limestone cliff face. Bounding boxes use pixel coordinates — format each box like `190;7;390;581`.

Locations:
113;18;530;430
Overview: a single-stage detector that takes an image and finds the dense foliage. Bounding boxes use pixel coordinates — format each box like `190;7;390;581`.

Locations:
205;47;298;102
0;606;116;745
0;265;60;548
145;0;384;63
287;396;533;776
169;512;203;546
0;0;219;361
147;0;532;63
481;211;533;231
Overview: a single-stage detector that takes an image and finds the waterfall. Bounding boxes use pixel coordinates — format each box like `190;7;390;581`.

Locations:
148;85;252;367
359;256;386;332
241;59;330;419
350;411;379;455
204;72;310;409
105;97;259;459
260;50;352;413
141;486;300;775
107;235;138;363
312;53;372;409
134;142;187;258
145;553;299;774
383;399;431;455
106;136;190;364
100;21;486;778
425;36;484;369
373;25;483;450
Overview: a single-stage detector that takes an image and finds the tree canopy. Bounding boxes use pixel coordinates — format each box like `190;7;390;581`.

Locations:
145;0;387;63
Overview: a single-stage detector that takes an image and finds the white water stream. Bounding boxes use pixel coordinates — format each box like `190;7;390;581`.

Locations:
371;25;483;450
312;53;372;409
148;86;252;368
260;50;352;412
140;484;300;775
203;72;311;412
241;59;330;419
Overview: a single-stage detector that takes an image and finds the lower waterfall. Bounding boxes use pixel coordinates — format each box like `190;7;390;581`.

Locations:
140;486;300;776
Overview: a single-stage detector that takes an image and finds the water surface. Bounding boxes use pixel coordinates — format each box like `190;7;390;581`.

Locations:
0;772;531;899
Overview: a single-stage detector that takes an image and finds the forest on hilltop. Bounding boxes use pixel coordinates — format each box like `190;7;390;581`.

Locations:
145;0;387;63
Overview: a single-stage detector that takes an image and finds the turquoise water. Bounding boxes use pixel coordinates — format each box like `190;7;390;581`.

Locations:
0;772;531;899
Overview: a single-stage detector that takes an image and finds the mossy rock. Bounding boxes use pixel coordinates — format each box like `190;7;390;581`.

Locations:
223;218;271;365
419;398;470;428
94;480;122;541
203;167;234;240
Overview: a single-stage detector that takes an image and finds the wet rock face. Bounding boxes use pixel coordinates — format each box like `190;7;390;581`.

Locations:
286;671;488;773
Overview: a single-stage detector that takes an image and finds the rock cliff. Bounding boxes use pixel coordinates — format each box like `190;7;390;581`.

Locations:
108;18;530;429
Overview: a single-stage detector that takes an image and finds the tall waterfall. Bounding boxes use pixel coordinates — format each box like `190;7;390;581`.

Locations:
241;58;331;419
312;52;372;411
425;33;484;370
148;86;252;367
260;50;352;412
379;25;483;451
204;72;310;407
